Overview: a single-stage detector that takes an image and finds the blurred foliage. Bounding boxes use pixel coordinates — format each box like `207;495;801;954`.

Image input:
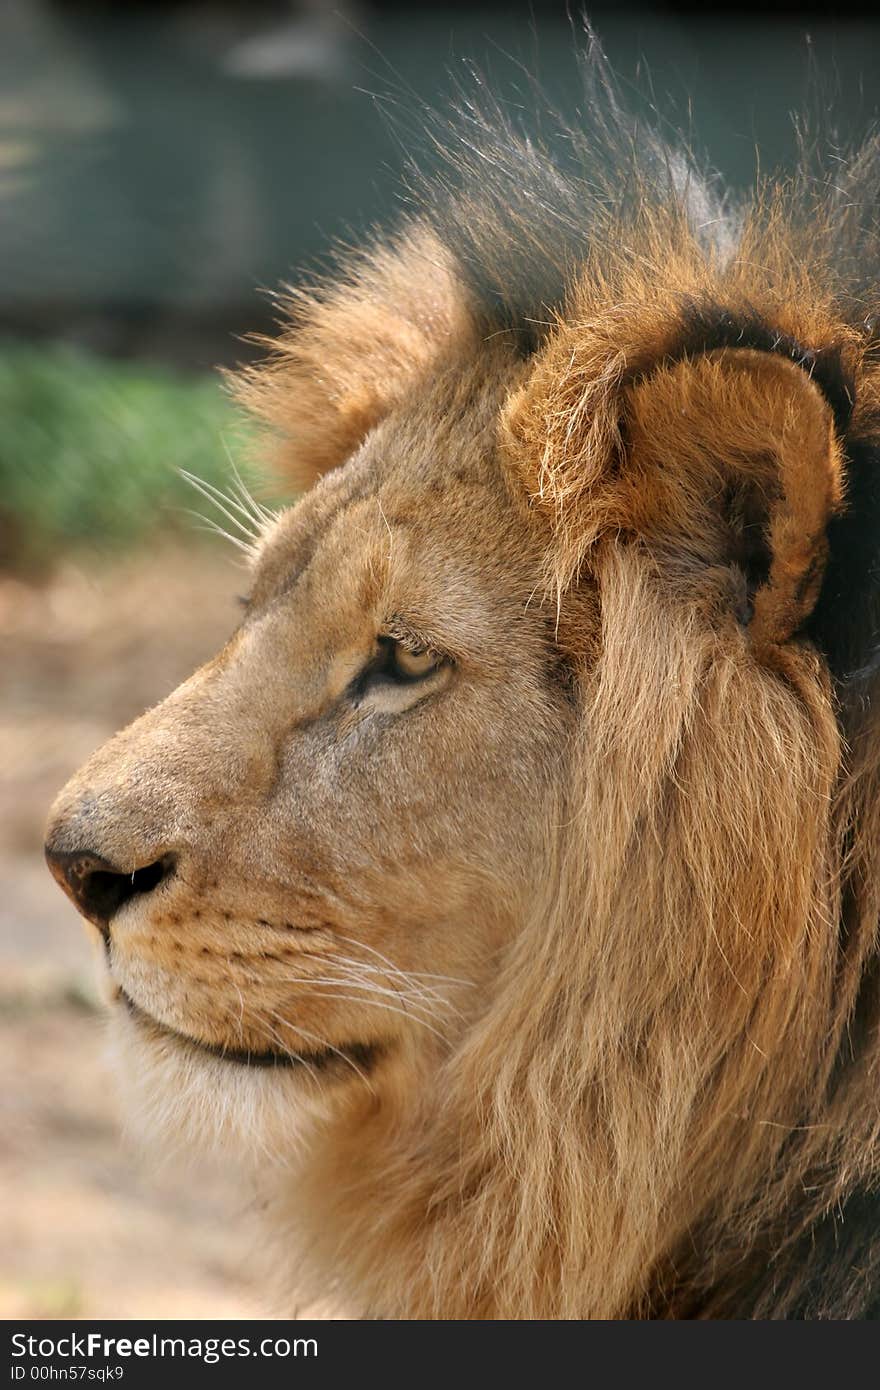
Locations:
0;342;267;570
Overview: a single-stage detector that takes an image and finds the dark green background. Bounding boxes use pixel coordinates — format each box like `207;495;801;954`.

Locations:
2;2;877;367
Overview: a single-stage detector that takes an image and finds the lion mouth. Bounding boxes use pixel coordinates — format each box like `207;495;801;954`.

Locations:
119;990;381;1074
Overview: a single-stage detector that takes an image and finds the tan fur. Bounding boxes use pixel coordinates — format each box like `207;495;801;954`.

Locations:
234;225;477;491
45;117;880;1318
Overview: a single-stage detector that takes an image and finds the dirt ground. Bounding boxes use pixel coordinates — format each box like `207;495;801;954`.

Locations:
1;546;278;1319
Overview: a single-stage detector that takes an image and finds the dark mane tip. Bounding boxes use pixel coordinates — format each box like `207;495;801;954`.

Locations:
660;296;858;436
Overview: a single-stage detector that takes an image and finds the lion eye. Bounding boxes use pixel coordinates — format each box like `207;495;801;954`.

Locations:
351;636;447;702
387;640;442;682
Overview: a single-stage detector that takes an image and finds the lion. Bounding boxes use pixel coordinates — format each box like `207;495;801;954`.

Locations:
45;42;880;1318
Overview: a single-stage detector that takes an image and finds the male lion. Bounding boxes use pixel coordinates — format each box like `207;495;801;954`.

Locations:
46;47;880;1318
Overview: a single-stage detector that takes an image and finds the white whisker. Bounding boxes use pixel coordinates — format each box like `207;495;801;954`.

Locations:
334;935;474;1005
224;444;278;528
183;464;263;528
179;468;263;541
297;988;449;1042
321;957;463;1020
247;1011;321;1083
291;970;450;1023
180;510;256;556
255;1006;377;1093
335;933;451;983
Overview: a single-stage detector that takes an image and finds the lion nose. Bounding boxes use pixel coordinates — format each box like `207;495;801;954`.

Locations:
44;846;175;935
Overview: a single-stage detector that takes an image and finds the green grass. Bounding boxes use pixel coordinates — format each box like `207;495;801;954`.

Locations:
0;341;271;569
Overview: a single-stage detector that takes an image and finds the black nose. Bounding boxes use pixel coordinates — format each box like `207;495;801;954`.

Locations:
44;847;174;934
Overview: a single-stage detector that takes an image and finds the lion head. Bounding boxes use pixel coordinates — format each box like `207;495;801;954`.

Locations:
45;53;880;1318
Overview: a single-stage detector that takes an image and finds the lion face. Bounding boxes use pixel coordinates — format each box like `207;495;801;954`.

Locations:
45;361;573;1152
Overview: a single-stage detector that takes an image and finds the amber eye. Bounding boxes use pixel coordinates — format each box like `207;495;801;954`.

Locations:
351;636;446;701
389;641;442;681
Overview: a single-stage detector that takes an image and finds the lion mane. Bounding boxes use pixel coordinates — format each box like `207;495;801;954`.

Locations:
47;37;880;1318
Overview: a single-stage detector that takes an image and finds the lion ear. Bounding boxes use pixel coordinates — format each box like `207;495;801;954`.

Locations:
504;337;850;653
233;225;473;492
699;352;847;654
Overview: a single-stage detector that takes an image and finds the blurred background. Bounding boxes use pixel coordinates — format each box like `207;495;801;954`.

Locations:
1;0;877;1320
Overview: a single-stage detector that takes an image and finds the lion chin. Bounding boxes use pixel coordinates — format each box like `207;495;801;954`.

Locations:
106;995;337;1169
45;39;880;1320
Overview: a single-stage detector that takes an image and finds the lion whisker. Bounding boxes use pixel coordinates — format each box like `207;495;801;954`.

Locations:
255;1005;377;1093
247;1010;322;1083
180;511;257;557
289;970;451;1024
225;448;278;529
329;949;471;990
232;982;248;1043
179;469;264;541
320;954;459;1016
320;954;463;1019
334;933;475;996
296;989;449;1043
180;466;264;536
220;435;278;523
